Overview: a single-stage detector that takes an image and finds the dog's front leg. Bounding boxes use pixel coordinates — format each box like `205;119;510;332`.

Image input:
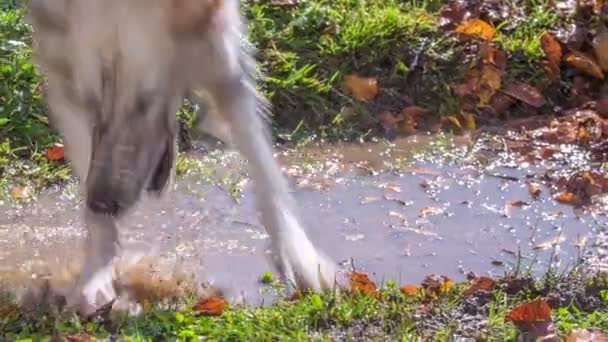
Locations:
44;87;120;316
203;77;338;293
74;210;120;316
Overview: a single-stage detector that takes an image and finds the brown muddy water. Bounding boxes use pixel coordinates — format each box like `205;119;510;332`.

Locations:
1;133;607;307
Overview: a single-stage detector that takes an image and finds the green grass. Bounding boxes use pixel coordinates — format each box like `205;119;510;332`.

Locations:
1;270;607;341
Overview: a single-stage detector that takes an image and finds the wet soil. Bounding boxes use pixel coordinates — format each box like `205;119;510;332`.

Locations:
0;132;607;307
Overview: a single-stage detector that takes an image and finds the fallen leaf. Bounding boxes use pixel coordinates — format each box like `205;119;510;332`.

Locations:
399;106;426;134
193;296;226;316
528;182;542;199
446;115;462;129
379;182;402;193
505;299;553;337
45;145;65;161
564;50;605;79
477;65;502;105
565;328;608;342
534;236;566;250
555;191;578;204
540;32;562;81
504;83;546;108
400;284;419;296
10;185;30;199
502;200;529;217
344;74;379;101
422;275;454;298
418;206;446;218
377;111;398;131
540;147;558;159
594;30;608;72
460;112;476;130
454;19;496;41
463;276;496;295
360;196;382;204
349;272;378;297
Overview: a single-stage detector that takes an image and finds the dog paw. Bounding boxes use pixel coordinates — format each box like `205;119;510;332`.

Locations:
74;264;117;317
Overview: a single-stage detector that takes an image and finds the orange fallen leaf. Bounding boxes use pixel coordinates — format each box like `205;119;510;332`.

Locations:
349;271;378;298
10;185;30;199
64;332;95;342
463;276;496;295
45;145;65;161
400;284;419;296
344;74;379;101
454;19;496;41
564;50;605;80
594;30;608;72
193;296;226;316
504;83;546;108
555;192;577;204
540;32;562;81
505;299;552;323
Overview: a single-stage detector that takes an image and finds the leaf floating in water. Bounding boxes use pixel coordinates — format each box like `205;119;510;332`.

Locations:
418;206;446;218
554;192;578;205
360;196;382;204
534;236;566;250
378;182;402;193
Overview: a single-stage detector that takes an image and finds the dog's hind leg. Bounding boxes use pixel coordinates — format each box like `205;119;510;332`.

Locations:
45;88;119;316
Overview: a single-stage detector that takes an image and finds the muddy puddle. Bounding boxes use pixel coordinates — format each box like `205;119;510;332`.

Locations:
1;133;607;307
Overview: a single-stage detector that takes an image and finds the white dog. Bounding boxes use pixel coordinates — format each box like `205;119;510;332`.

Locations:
26;0;338;316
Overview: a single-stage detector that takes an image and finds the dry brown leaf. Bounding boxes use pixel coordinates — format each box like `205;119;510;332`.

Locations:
565;328;608;342
379;183;401;193
344;74;379;101
593;30;608;72
540;32;562;81
349;272;378;298
45;145;65;161
377;111;398;130
399;106;426;134
10;185;30;199
193;296;226;316
454;19;496;41
463;276;496;295
555;191;578;204
505;299;554;338
64;333;95;342
564;50;605;79
504;83;546;108
478;65;502;105
400;284;419;296
505;299;552;323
